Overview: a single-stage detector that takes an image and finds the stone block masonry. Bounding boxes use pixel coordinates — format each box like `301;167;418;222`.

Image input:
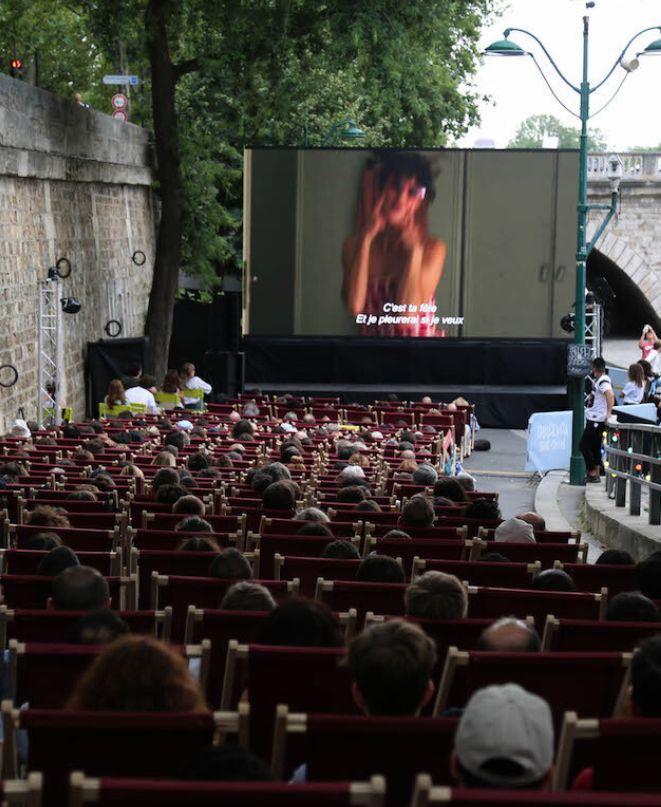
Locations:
0;75;156;433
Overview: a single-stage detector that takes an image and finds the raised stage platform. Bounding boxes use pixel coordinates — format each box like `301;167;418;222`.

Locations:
242;337;570;429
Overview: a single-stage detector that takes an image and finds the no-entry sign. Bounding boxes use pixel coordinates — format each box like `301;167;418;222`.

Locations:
112;110;128;122
112;93;128;111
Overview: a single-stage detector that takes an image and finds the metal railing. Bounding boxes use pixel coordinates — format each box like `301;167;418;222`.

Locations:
604;422;661;524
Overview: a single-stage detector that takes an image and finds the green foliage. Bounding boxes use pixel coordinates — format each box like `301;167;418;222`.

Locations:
6;0;498;290
508;113;607;150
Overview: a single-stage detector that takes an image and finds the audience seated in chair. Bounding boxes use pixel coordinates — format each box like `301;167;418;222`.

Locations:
476;617;541;652
452;683;554;790
405;571;467;620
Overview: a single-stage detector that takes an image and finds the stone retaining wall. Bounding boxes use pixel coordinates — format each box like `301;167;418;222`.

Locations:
0;75;156;432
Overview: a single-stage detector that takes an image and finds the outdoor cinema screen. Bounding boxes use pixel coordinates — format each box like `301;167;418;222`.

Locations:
244;147;579;339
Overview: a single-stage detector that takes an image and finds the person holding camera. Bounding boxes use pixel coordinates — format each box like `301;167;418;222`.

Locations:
639;324;658;361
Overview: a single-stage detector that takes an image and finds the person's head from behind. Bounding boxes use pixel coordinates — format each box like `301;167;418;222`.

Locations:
175;516;213;533
257;598;343;647
164;430;188;451
477;617;541;652
24;532;62;551
348;619;436;716
382;529;411;542
412;463;438;487
636;551;661;599
336;485;368;504
465;498;501;521
405;571;467;620
156;484;189;505
152;467;180;491
629;362;645;386
433;478;467;503
531;569;576;592
26;505;70;529
173;495;206;516
208;547;252;580
356;554;405;584
597;549;635;566
629;635;661;716
107;378;126;405
262;480;296;511
66;636;206;711
452;683;554;790
176;536;220;553
220;581;276;612
322;540;361;560
294;506;330;524
606;591;661;622
51;565;110;611
399;494;434;528
69;608;130;644
354;499;381;514
37;546;80;577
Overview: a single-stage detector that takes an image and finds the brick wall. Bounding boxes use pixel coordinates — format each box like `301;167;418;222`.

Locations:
0;75;156;433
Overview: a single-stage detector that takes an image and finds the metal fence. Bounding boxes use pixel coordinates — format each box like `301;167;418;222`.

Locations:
604;422;661;525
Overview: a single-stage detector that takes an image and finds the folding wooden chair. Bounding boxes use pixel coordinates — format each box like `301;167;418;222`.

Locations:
272;706;458;805
364;538;474;576
541;615;661;652
412;558;540;588
316;579;408;625
151;574;299;641
472;540;588;565
250;534;361;579
275;555;363;597
7;639;208;710
0;773;42;807
221;642;358;760
0;606;171;650
0;549;120;577
466;585;606;625
553;562;637;596
3;707;236;807
433;649;631;730
409;773;661;807
554;712;661;791
68;772;385;807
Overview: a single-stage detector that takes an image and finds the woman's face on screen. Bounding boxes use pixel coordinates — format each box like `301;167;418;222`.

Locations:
383;174;426;226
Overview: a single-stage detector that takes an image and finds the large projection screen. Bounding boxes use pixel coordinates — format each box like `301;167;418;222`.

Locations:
244;148;578;339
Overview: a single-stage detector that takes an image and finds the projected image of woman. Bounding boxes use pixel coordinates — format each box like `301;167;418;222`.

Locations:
342;152;446;336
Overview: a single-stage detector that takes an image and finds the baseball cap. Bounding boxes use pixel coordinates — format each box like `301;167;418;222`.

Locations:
454;683;554;787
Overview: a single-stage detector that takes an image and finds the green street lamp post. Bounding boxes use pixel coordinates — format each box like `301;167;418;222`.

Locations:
303;119;365;147
485;16;661;485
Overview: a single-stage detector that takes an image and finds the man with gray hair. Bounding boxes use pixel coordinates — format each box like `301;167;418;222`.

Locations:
412;463;438;487
451;683;554;789
405;570;468;620
477;617;541;652
294;506;330;523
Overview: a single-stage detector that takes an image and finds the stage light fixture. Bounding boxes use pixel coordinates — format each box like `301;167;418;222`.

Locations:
60;297;81;314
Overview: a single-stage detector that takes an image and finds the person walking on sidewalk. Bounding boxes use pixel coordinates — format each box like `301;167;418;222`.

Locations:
580;357;614;484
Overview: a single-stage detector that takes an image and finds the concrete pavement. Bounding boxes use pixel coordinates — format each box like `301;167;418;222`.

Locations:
462;427;652;563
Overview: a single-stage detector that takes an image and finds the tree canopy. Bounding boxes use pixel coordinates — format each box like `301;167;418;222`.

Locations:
3;0;499;375
508;113;607;151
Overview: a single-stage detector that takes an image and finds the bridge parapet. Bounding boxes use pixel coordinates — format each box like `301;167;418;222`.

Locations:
588;152;661;183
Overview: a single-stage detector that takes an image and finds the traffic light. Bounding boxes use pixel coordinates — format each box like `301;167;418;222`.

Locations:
9;58;23;78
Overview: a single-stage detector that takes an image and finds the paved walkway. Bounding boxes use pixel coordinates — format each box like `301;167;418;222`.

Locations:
465;425;661;564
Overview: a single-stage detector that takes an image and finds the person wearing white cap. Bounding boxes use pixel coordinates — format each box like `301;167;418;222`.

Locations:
451;683;554;789
494;516;536;544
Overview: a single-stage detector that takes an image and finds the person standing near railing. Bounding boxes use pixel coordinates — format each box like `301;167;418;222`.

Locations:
580;357;615;484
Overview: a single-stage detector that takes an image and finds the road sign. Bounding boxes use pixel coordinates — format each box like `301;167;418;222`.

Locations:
112;94;128;111
112;110;128;122
103;74;139;86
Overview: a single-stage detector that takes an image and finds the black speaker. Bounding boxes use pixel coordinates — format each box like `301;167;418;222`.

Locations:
202;350;244;398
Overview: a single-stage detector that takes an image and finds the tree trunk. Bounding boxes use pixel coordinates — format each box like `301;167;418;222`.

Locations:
144;0;184;382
